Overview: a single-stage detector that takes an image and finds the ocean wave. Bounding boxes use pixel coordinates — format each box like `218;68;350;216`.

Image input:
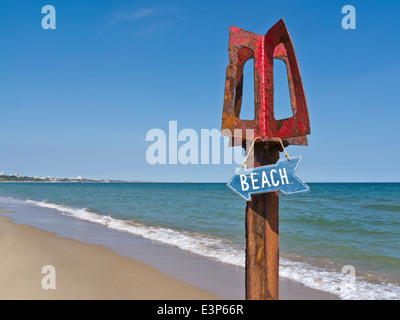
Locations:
25;199;246;267
279;259;400;300
23;198;400;300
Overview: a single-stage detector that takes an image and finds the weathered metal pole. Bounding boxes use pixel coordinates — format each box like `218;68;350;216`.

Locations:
244;140;283;300
221;20;310;300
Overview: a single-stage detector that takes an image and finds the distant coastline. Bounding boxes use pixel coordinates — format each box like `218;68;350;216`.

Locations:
1;173;399;184
0;173;111;183
0;175;173;184
0;174;218;183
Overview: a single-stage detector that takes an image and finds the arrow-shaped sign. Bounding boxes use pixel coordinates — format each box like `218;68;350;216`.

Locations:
227;156;309;201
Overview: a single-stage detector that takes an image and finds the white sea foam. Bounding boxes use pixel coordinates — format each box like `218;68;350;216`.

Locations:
25;198;400;300
26;199;246;267
279;259;400;300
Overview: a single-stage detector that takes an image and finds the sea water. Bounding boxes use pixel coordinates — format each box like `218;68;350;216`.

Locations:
0;182;398;299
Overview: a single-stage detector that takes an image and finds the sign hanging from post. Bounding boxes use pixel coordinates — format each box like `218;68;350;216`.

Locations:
227;156;309;201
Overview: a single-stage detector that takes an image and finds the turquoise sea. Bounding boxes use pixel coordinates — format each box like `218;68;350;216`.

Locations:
0;182;399;299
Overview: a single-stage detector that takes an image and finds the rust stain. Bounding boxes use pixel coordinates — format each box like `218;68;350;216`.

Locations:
221;19;310;145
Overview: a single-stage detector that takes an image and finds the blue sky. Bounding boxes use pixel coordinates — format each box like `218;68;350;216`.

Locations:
0;0;399;182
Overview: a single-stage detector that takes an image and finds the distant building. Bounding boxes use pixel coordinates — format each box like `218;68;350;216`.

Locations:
77;176;82;180
0;172;5;176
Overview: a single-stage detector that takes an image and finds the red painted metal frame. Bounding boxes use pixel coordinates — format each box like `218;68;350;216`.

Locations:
221;19;310;145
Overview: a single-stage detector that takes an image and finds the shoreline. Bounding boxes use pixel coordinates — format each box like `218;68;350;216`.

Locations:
0;203;339;300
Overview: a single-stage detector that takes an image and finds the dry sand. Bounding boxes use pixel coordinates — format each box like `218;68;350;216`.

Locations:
0;214;220;300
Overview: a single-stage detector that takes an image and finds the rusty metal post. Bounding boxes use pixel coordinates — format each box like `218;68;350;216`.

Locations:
222;20;310;300
244;140;283;300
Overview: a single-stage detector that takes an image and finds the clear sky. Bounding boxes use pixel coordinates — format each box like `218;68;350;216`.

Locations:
0;0;399;182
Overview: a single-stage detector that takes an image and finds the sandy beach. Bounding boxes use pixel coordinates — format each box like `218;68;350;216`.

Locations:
0;201;340;300
0;213;220;300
